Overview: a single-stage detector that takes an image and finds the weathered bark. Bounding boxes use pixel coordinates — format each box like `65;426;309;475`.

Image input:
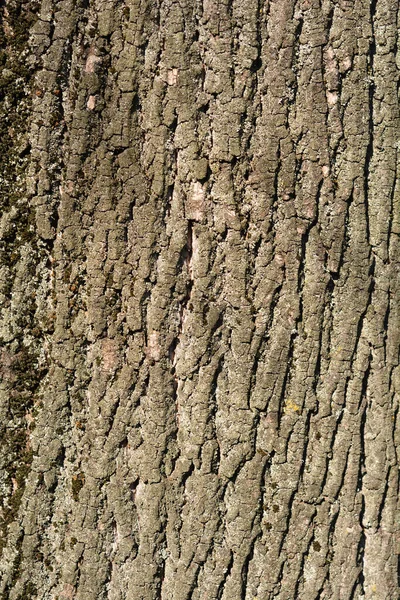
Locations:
1;0;399;598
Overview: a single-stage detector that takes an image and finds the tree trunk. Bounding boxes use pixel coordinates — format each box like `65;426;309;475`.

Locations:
1;0;399;598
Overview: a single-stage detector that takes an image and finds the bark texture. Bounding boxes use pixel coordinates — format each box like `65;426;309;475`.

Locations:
1;0;400;598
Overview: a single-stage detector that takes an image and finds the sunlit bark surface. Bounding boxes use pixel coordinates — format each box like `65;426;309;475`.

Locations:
1;0;399;598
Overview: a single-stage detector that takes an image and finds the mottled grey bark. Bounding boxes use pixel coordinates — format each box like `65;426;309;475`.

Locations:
1;0;399;598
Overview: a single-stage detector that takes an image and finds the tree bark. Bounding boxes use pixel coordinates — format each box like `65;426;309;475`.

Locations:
1;0;399;598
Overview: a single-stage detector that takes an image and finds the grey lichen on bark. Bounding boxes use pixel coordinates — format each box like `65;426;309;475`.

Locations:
0;0;399;599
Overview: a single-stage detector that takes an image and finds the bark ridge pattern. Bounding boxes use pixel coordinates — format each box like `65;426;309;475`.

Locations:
0;0;399;599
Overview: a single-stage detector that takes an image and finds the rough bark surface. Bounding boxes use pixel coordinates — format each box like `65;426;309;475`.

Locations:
1;0;399;598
